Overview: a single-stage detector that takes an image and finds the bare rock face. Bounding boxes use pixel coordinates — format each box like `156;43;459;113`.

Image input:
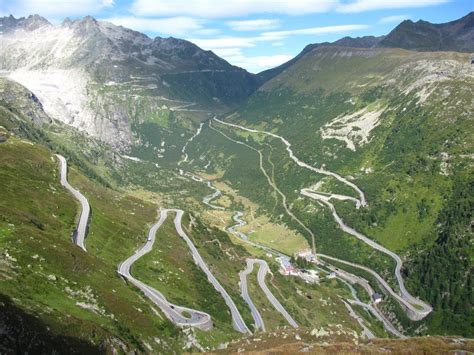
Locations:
0;78;51;125
0;15;260;149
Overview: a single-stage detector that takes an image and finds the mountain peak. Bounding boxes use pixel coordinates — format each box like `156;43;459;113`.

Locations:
0;14;50;32
82;15;98;24
378;13;474;52
333;35;383;48
62;17;73;27
24;14;50;30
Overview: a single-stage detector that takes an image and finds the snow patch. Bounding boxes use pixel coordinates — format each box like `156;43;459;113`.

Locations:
9;69;97;135
1;25;83;69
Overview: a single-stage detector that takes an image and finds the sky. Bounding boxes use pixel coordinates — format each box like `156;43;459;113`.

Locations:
1;0;472;73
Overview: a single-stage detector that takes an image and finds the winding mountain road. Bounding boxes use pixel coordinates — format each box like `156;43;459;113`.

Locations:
318;252;431;321
253;259;298;328
182;125;297;331
239;260;265;332
214;117;366;206
117;209;213;330
209;121;407;336
209;120;316;246
213;117;432;321
170;208;251;334
119;209;251;333
302;188;433;320
56;154;90;252
228;213;298;330
321;259;405;338
239;259;299;330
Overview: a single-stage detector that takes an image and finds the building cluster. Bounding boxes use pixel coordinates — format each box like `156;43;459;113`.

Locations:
277;256;297;276
295;248;317;262
276;255;319;284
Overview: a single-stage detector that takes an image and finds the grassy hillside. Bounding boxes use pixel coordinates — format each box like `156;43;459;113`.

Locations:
1;35;472;351
0;92;376;352
0;135;184;353
189;47;473;336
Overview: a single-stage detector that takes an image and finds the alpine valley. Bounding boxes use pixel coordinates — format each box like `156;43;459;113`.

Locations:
0;11;473;354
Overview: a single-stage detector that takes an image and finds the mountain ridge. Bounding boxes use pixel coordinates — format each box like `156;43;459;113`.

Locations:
0;14;262;148
0;10;473;353
379;11;474;51
258;12;473;82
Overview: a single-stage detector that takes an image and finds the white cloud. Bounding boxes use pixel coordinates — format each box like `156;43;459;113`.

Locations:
271;41;285;47
3;0;114;18
260;24;369;41
130;0;448;18
187;23;368;71
103;16;205;36
226;19;280;31
337;0;449;13
131;0;337;18
189;24;368;51
187;36;257;49
212;46;292;72
378;14;411;23
212;47;245;57
194;28;221;36
228;53;293;73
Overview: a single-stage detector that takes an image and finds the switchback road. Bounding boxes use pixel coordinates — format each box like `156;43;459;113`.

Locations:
117;209;213;330
56;154;90;252
213;117;432;321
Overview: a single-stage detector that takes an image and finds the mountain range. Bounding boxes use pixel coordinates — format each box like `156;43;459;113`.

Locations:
259;11;474;81
1;12;473;148
0;11;473;354
0;14;260;148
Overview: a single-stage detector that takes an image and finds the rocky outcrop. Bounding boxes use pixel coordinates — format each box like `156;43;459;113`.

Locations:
0;78;51;125
0;15;260;149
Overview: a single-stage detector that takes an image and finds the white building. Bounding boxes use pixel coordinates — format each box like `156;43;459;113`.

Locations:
372;293;383;304
276;256;298;276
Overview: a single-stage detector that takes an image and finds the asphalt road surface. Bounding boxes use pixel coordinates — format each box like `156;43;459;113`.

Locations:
254;259;298;328
239;259;265;332
213;118;432;321
170;209;251;334
117;209;213;330
56;154;90;252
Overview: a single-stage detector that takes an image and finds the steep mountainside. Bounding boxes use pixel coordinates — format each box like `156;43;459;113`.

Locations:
0;78;51;125
0;83;370;352
259;13;474;83
0;11;473;353
199;46;473;336
0;15;260;148
379;11;474;52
